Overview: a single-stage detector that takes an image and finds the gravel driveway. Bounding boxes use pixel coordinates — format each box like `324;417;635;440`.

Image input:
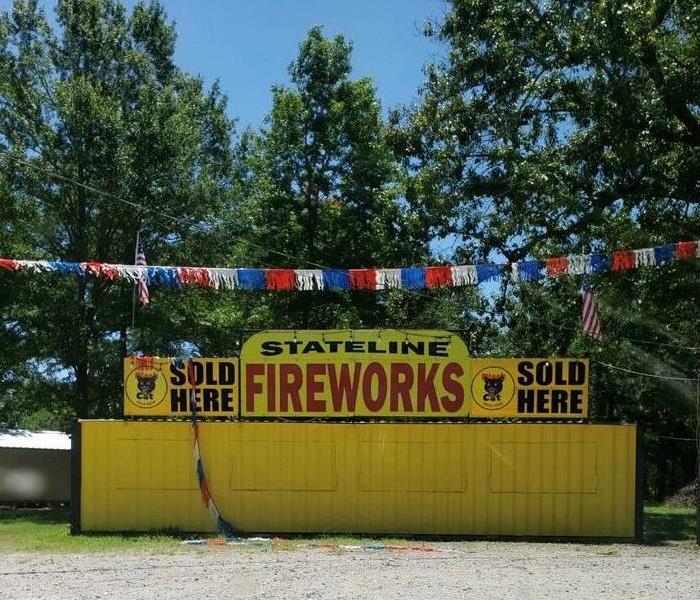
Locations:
1;541;698;600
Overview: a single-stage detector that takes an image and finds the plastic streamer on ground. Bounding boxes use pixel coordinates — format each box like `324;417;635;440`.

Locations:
181;537;439;553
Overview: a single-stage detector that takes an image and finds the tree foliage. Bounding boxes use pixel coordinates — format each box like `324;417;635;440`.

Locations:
401;0;699;258
0;0;696;500
0;0;233;421
402;0;699;498
234;26;481;330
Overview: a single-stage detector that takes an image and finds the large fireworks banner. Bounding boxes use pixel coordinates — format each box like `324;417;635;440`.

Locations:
240;330;470;418
122;330;589;419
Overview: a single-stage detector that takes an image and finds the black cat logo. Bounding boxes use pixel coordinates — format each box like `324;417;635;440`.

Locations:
136;374;157;400
482;372;505;403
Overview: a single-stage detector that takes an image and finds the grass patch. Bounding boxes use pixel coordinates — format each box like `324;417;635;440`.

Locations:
0;507;193;553
1;505;696;553
0;508;406;554
644;505;697;544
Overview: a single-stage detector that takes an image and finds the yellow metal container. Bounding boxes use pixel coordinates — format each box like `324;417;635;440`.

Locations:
75;421;638;537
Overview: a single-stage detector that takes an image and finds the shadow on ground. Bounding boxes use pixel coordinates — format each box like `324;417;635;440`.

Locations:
643;508;696;545
0;506;70;525
1;505;697;547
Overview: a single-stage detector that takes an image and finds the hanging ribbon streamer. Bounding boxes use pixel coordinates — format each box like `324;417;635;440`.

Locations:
451;265;476;286
149;266;180;287
633;248;656;267
0;240;697;293
566;255;590;276
611;250;635;271
401;267;426;288
208;268;238;290
675;241;697;260
0;259;21;271
83;262;120;279
349;269;377;291
513;260;544;281
425;266;453;288
546;257;569;277
186;359;237;537
376;268;401;290
266;269;296;291
51;261;83;275
322;269;350;290
179;267;214;287
476;264;501;283
295;269;323;291
590;253;611;274
15;259;51;272
654;244;675;266
237;268;266;290
116;265;146;283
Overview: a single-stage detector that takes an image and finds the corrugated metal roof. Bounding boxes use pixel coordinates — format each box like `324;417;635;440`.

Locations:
0;429;71;450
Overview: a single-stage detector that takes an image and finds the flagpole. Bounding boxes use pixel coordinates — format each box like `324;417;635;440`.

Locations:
131;229;141;333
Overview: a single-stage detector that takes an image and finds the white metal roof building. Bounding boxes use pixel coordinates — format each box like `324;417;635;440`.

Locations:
0;429;71;451
0;429;71;503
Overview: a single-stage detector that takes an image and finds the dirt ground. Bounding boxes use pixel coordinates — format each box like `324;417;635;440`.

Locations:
1;540;699;600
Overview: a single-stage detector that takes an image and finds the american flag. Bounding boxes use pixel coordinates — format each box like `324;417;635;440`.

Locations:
581;280;602;340
135;243;149;307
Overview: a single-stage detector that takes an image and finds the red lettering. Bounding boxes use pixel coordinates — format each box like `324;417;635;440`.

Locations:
245;364;264;412
416;363;440;412
328;363;361;412
279;364;303;412
306;363;326;412
389;363;414;412
362;362;387;412
266;363;276;412
440;362;464;413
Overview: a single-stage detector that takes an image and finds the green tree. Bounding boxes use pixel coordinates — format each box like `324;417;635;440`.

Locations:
405;0;699;498
0;0;234;423
403;0;699;258
235;26;467;330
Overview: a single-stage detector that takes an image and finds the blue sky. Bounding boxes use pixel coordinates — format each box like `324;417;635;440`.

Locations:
4;1;447;128
115;0;445;129
19;0;459;256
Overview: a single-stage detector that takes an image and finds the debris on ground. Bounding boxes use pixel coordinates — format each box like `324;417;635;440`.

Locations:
665;482;698;508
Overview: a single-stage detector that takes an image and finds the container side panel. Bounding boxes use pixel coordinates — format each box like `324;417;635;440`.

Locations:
79;422;636;537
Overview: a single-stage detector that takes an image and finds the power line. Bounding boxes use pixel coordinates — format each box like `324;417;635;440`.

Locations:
594;360;699;382
503;303;700;351
2;150;699;352
0;151;491;309
0;153;295;269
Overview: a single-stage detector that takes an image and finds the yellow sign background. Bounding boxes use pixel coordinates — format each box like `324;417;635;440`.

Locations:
123;357;238;417
240;329;471;418
469;358;589;418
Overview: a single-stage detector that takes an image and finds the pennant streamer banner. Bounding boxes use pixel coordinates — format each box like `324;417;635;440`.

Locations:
1;241;697;293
